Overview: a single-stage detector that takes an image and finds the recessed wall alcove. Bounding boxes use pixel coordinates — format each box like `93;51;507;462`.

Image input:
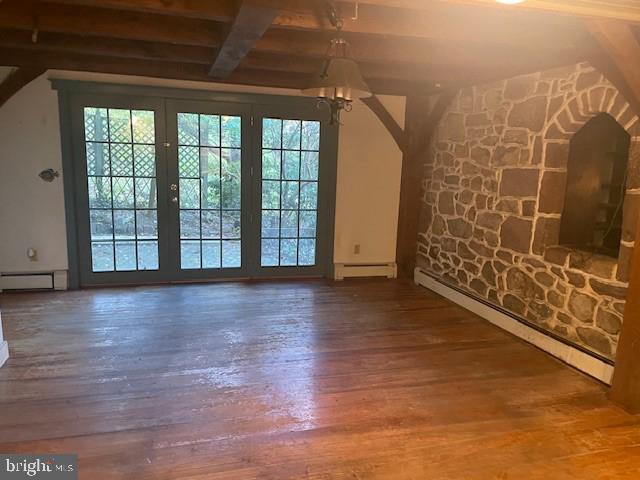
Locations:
559;113;630;258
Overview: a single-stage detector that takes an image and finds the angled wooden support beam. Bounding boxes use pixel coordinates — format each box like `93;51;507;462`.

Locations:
209;0;279;78
0;67;45;108
396;91;456;278
587;18;640;116
587;18;640;413
362;95;407;153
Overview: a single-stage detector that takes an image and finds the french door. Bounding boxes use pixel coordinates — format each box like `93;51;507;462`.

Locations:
66;88;336;287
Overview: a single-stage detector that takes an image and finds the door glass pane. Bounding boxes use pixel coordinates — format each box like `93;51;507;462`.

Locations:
84;107;159;273
260;118;320;267
177;112;242;269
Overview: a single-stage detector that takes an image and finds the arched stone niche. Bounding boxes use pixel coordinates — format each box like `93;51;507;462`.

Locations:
416;63;638;359
535;77;640;284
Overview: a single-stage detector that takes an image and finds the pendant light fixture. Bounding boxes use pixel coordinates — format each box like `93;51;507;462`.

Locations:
302;2;372;124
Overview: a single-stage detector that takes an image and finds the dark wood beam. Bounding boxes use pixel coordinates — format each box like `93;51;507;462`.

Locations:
376;0;640;24
362;95;406;153
0;29;215;65
210;0;279;78
0;67;46;108
586;18;640;414
396;92;456;278
43;0;591;50
0;2;225;46
0;26;590;90
587;19;640;116
257;29;590;72
0;47;421;96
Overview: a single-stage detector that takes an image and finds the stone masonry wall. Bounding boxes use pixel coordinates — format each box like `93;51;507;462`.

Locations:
416;62;640;360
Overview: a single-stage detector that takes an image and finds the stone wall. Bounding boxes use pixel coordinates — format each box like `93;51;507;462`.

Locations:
416;63;640;360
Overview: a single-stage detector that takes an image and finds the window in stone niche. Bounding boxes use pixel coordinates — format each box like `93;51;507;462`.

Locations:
559;113;630;258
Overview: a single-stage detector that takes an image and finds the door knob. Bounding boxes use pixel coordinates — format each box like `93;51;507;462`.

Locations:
171;196;178;204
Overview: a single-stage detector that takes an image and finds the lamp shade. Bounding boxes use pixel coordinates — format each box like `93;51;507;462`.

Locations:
302;57;372;101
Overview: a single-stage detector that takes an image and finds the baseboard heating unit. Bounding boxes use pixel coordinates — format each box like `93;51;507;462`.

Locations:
414;267;614;385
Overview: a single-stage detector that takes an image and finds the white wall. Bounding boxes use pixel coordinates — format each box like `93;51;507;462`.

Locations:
0;70;405;276
335;97;404;264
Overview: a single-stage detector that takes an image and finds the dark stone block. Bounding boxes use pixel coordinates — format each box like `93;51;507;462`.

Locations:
544;142;570;168
590;279;628;300
447;218;473;239
470;278;488;296
458;242;476;260
438;191;455;215
548;290;565;308
508;96;548;132
500;216;533;253
477;212;503;231
566;271;586;288
576;327;612;356
522;200;536;217
568;253;616;279
538;171;567;214
568;291;597;323
557;312;572;325
500;169;539;197
503;294;526;315
496;199;520;214
535;271;554;287
482;262;497;287
493;146;520;167
596;308;622;335
471;146;491;166
543;246;570;266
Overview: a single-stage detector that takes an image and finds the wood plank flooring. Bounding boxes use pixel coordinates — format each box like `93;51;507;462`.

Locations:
0;279;638;479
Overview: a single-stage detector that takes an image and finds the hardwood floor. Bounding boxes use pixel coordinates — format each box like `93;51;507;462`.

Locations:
0;279;638;479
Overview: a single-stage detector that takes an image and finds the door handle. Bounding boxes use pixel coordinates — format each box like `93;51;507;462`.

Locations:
171;196;178;204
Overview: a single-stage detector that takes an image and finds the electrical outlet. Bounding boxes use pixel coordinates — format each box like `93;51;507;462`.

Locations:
353;244;361;255
27;248;38;261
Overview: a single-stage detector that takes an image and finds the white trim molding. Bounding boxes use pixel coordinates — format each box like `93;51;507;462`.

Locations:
334;262;397;281
0;341;8;369
0;311;8;368
414;268;614;385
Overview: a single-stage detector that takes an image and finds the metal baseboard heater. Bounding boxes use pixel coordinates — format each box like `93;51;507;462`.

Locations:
0;271;67;292
334;262;397;280
414;267;615;384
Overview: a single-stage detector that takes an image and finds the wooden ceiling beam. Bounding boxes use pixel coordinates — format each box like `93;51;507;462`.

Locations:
41;0;590;49
354;0;640;25
0;2;225;46
0;29;215;65
0;47;422;96
0;21;588;76
0;67;46;108
210;0;279;78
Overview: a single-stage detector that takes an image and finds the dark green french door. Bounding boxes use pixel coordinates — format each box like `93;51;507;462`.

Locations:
66;88;336;287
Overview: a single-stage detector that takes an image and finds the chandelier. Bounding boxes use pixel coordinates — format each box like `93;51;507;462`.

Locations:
302;2;372;124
